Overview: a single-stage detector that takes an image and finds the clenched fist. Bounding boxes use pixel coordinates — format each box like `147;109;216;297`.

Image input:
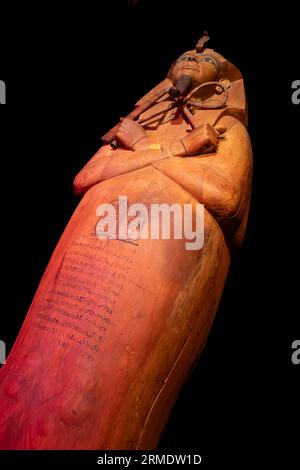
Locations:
178;122;226;156
115;118;149;150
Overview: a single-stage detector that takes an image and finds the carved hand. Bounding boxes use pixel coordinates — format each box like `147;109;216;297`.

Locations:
170;122;226;157
115;118;150;150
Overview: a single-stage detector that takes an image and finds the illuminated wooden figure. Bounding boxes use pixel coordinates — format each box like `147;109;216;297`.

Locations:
0;33;252;449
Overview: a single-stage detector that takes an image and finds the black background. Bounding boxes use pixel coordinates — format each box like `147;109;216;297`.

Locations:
0;0;299;466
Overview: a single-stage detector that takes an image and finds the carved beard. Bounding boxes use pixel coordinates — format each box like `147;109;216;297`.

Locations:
169;74;193;98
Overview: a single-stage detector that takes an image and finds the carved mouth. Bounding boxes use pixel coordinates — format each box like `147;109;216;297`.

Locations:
182;65;198;71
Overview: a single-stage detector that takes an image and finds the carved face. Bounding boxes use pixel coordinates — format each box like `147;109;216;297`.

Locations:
171;51;220;86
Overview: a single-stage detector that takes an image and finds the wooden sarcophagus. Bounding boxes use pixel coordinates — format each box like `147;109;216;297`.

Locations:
0;35;252;449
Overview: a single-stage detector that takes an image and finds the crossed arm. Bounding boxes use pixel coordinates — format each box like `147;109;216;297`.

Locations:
73;118;225;196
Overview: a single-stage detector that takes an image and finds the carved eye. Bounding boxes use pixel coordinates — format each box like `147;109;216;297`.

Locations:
201;58;212;64
199;56;219;71
176;55;198;64
176;56;188;63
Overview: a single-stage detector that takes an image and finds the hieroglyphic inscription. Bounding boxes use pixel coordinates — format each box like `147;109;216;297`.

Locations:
34;234;136;362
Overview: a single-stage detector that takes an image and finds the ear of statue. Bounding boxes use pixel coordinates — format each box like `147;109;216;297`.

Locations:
216;78;231;94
